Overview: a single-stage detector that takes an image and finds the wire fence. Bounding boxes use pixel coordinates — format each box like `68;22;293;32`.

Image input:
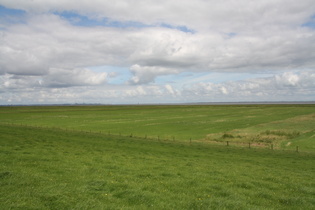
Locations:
2;122;309;154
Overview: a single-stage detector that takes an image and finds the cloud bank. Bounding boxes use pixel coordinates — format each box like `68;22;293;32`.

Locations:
0;0;314;104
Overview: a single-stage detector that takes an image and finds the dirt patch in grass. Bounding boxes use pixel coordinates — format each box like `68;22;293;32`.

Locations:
206;130;298;144
205;113;315;146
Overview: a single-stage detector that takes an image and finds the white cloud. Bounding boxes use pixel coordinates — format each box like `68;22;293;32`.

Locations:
220;86;228;95
2;71;313;104
128;64;179;84
43;68;107;87
0;68;107;90
165;84;174;95
1;11;315;80
0;14;137;75
275;72;300;86
183;71;315;102
2;0;315;32
0;1;315;104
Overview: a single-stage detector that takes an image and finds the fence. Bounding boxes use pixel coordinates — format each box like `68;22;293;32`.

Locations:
2;122;306;153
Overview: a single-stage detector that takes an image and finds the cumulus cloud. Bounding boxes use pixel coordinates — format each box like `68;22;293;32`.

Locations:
128;64;179;84
43;68;107;87
2;0;315;32
0;1;315;104
0;14;136;74
1;71;314;104
165;84;177;96
184;71;315;101
0;68;107;90
1;9;315;82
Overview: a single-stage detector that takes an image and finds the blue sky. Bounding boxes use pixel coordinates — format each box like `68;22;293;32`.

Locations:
56;11;150;28
0;5;26;26
56;10;195;33
302;15;315;28
0;1;315;104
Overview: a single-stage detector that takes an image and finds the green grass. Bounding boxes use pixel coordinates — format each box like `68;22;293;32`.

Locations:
1;105;315;209
1;124;315;209
1;104;314;151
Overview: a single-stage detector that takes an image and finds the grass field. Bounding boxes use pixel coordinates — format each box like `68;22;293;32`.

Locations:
1;105;315;209
1;104;315;151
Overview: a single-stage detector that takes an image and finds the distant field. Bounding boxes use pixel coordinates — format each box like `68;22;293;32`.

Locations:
1;124;315;209
1;104;315;151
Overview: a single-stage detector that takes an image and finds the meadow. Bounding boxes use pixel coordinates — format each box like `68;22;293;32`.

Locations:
1;104;315;151
1;104;315;209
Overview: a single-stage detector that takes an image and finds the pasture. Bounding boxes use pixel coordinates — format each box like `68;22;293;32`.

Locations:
0;104;315;209
1;104;315;151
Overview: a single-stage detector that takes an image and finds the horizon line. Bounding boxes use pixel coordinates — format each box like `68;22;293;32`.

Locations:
1;101;315;107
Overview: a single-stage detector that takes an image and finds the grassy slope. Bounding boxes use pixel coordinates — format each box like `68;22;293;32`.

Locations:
1;124;315;209
1;104;314;151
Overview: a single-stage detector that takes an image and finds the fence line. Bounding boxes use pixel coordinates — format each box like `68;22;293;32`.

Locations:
2;122;306;153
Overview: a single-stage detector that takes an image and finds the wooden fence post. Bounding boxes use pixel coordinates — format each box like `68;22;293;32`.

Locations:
226;141;229;146
296;146;299;152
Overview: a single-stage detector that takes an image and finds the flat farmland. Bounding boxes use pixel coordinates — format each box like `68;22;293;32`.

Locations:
1;104;315;151
1;104;315;209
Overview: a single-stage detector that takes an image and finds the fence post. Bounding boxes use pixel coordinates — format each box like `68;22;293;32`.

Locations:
248;142;251;148
296;146;299;152
226;141;229;146
271;144;273;150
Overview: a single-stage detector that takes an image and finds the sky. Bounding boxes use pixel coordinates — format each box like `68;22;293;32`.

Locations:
0;0;315;105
